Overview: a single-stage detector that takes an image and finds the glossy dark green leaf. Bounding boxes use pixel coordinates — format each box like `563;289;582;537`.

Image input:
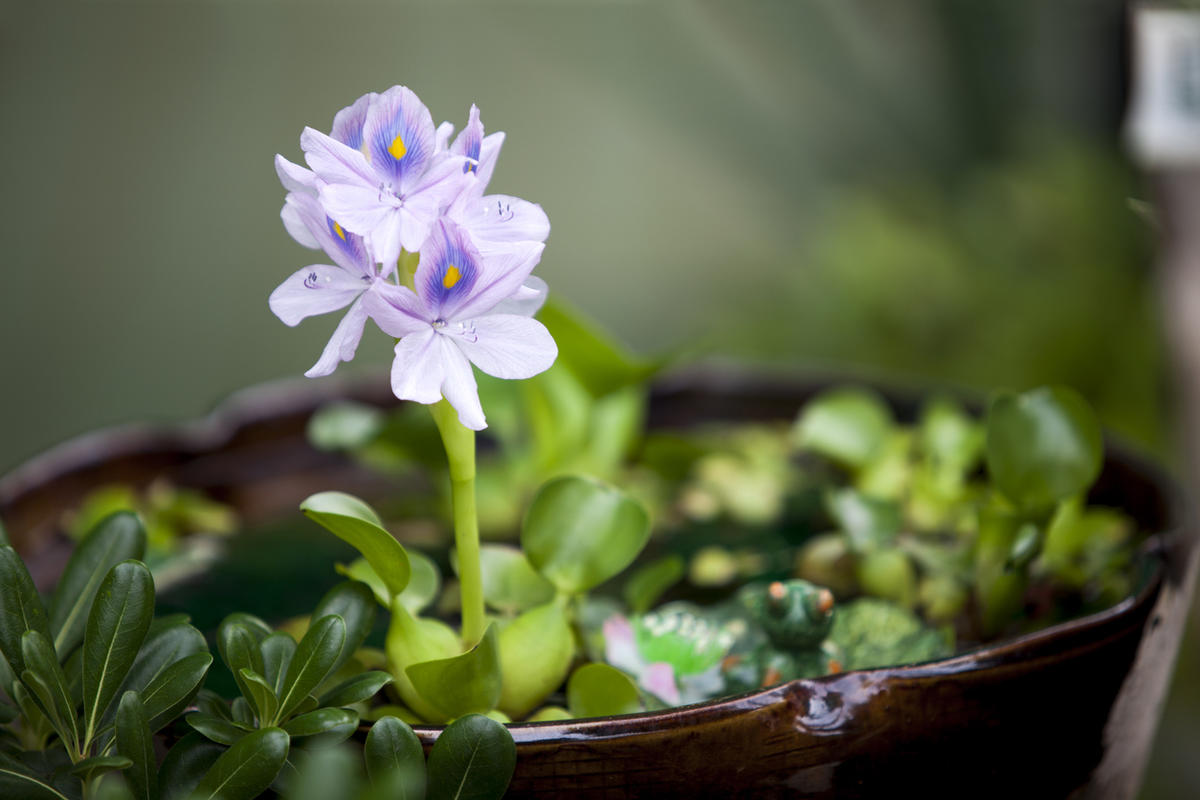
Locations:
311;581;376;675
566;663;641;719
186;712;250;746
62;647;83;709
317;671;393;709
158;732;224;800
277;615;346;722
102;621;207;731
239;668;279;727
280;707;357;738
365;715;426;794
300;492;411;598
82;560;154;745
219;623;266;715
115;690;156;800
284;746;363;800
521;476;651;595
476;545;555;614
230;697;255;727
0;545;52;682
49;512;146;657
426;713;516;800
623;555;685;615
189;726;290;800
985;386;1104;512
194;689;233;723
219;613;272;644
69;754;133;780
19;631;78;749
0;750;70;800
793;387;894;468
0;700;17;724
260;632;297;696
406;625;501;720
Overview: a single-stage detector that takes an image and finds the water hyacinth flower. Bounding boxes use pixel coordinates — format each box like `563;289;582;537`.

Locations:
302;86;467;268
268;174;384;377
365;219;556;430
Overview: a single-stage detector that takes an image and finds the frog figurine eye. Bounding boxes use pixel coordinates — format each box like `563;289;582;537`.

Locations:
743;579;836;650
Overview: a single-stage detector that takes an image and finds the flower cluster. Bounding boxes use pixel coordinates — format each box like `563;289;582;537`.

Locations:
270;86;556;430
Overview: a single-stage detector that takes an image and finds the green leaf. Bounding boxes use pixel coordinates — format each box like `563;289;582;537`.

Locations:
230;697;255;727
426;714;516;800
793;387;894;468
70;754;133;781
364;716;426;794
537;299;658;397
566;663;641;719
158;732;224;800
825;488;903;553
189;726;290;800
919;396;983;476
101;620;207;731
497;602;575;719
384;602;462;723
0;545;52;682
307;401;385;451
985;386;1104;512
260;632;297;696
135;652;212;734
218;613;272;643
318;671;393;708
277;615;346;722
398;550;442;614
521;476;651;595
19;631;78;749
239;669;279;727
218;623;266;716
49;512;146;658
623;555;685;615
311;581;376;675
186;712;250;746
82;560;155;746
115;690;157;800
300;492;411;598
280;707;357;739
406;625;501;720
475;545;556;614
284;746;364;800
0;750;70;800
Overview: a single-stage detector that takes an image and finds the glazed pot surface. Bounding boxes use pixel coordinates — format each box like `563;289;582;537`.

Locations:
1;369;1194;799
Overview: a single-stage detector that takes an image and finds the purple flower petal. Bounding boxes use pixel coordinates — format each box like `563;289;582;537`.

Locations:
317;183;398;239
640;663;681;706
330;92;375;149
489;276;548;318
435;120;455;151
305;295;370;378
275;154;317;194
452;314;557;380
450;104;484;175
449;241;545;322
437;336;486;430
363;282;430;337
301;127;378;188
457;194;550;249
390;329;443;404
603;615;643;674
268;264;366;326
414;219;482;316
363;86;435;192
283;191;373;278
281;199;320;250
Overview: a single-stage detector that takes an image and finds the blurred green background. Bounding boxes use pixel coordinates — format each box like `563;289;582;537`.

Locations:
0;0;1193;796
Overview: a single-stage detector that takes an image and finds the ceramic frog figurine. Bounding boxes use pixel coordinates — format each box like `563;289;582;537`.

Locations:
718;579;844;693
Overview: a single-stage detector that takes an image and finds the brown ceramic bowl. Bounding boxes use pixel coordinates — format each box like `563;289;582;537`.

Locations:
1;369;1194;799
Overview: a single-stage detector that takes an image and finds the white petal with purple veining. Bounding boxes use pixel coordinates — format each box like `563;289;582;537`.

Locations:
453;314;557;380
364;281;430;338
438;337;486;430
269;265;366;326
305;295;371;378
490;276;548;317
390;328;444;405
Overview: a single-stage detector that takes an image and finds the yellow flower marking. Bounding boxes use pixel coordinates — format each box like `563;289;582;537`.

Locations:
443;265;462;289
388;133;407;161
333;222;346;241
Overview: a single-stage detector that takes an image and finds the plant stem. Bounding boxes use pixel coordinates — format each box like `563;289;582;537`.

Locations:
429;399;486;647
